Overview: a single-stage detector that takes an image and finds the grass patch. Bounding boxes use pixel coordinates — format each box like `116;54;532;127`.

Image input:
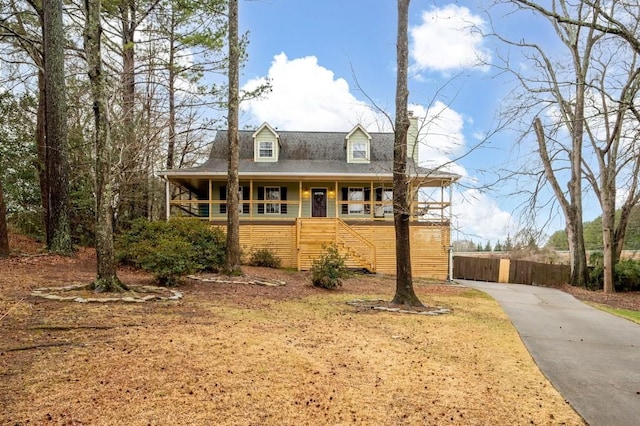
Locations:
1;284;583;425
587;302;640;324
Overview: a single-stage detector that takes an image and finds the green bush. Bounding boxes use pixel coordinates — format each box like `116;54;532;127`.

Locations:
615;259;640;292
311;243;350;289
248;248;282;268
166;219;226;271
116;218;226;285
137;238;200;286
587;257;640;292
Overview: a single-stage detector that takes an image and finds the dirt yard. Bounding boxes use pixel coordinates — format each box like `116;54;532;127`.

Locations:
0;233;616;424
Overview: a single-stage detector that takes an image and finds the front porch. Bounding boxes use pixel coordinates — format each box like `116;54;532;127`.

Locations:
163;178;453;224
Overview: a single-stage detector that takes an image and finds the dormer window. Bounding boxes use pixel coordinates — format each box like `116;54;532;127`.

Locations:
253;122;280;162
352;141;367;160
345;124;371;164
258;141;274;159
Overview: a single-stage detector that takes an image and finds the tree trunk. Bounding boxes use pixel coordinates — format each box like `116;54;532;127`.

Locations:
166;8;176;170
224;0;242;275
391;0;423;308
117;0;148;225
568;65;588;287
36;69;49;241
85;0;127;292
43;0;73;255
601;174;617;294
0;179;9;257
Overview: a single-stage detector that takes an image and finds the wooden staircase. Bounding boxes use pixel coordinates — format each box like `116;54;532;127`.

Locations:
334;219;376;272
296;218;376;272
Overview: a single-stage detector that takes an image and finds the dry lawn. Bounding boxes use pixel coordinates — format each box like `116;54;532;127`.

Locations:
0;235;584;425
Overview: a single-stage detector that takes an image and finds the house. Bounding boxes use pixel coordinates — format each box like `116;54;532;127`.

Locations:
157;116;459;279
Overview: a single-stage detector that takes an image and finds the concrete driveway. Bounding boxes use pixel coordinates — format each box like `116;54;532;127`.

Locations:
456;280;640;426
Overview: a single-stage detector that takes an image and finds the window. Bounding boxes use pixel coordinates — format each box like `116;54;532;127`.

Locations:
219;185;250;214
352;141;367;160
265;186;280;214
257;186;287;214
348;187;364;214
258;141;274;158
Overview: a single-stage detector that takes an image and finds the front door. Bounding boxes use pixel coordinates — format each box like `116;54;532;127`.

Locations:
311;188;327;217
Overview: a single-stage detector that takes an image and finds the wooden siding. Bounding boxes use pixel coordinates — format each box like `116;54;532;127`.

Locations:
213;219;450;279
410;226;450;279
216;223;298;268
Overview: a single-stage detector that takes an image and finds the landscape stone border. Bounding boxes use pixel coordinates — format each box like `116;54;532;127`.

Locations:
30;284;183;303
187;275;286;287
346;299;451;315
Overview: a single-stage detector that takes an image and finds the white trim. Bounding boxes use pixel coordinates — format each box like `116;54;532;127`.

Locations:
157;171;459;182
257;140;275;160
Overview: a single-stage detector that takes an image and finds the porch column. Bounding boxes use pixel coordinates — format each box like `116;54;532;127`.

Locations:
208;179;213;221
335;180;339;218
164;178;170;221
448;181;454;281
298;180;303;218
370;180;374;219
409;181;413;221
250;179;254;220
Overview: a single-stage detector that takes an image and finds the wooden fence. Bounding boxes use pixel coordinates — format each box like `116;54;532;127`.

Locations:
453;256;571;286
453;256;500;282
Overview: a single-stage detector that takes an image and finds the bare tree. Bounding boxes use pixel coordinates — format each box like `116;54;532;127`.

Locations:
505;0;640;292
43;0;73;254
85;0;127;292
224;0;241;275
391;0;423;307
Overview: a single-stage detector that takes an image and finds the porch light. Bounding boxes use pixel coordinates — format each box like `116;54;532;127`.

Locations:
328;190;335;198
303;189;310;198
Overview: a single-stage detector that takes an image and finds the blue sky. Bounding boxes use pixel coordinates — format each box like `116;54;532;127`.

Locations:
234;0;574;245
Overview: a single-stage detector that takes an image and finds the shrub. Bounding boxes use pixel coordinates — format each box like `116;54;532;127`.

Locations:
137;238;201;286
311;243;350;289
615;259;640;292
248;248;282;268
587;257;640;292
116;218;226;285
167;219;226;271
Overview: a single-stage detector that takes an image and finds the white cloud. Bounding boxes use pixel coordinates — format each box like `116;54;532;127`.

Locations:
410;5;491;73
241;53;385;131
242;54;470;174
453;189;516;243
409;101;467;174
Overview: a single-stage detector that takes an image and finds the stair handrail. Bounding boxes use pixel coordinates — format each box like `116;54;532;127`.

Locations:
335;218;376;272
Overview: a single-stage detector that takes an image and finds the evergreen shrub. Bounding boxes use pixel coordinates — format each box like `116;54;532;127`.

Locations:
116;218;226;285
311;243;350;289
588;254;640;292
248;248;282;268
